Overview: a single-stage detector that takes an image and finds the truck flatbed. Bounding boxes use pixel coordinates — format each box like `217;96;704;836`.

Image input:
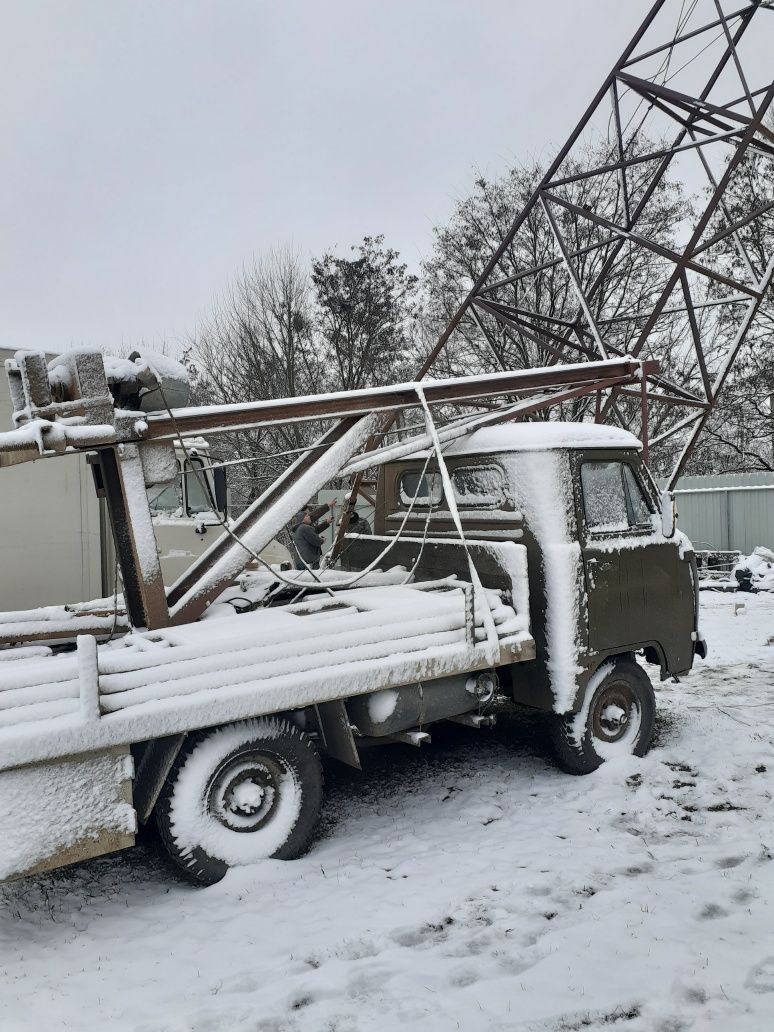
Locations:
0;554;533;775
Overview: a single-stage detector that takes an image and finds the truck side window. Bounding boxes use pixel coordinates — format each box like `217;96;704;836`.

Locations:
184;458;215;515
399;471;442;506
451;466;505;507
622;464;652;526
581;462;629;532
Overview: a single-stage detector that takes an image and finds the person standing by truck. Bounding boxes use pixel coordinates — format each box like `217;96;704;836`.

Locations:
347;509;371;534
292;500;337;569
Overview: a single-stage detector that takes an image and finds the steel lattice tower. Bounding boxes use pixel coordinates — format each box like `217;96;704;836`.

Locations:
421;0;774;484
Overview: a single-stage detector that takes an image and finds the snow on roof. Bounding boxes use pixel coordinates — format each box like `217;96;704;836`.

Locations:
435;421;642;458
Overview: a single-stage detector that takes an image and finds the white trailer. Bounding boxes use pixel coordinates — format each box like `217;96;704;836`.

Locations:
0;347;290;610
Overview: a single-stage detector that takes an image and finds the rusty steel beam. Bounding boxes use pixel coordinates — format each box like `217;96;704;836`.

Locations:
166;415;364;608
168;413;379;626
96;446;169;630
138;359;643;442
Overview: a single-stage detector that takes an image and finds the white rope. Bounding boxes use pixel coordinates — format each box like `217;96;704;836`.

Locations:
147;362;506;636
148;363;446;597
414;385;501;665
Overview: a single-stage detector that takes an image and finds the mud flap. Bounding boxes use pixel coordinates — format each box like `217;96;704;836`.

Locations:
315;699;361;769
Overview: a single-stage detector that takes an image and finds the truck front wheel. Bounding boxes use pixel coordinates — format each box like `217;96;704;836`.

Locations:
155;717;323;886
550;660;656;775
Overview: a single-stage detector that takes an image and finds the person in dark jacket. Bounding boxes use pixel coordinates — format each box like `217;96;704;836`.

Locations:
292;500;336;569
348;509;372;534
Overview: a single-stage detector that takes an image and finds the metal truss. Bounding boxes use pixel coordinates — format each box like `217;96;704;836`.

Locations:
420;0;774;486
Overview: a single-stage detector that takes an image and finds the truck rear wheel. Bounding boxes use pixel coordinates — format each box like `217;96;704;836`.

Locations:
550;659;656;776
154;717;323;886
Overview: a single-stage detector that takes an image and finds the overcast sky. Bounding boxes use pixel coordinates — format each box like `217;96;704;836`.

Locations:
0;1;647;355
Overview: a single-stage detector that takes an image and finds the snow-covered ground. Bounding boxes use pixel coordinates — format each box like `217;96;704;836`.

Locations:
2;592;773;1032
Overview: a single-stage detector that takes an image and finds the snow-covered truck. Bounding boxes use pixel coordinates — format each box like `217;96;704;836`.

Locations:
0;350;703;885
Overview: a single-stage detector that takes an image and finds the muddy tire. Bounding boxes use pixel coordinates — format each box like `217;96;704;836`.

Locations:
155;717;323;886
550;659;656;776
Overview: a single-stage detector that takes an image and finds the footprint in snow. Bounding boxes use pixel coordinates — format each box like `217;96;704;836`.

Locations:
697;902;728;920
391;916;454;948
449;966;479;987
218;971;262;994
745;956;774;993
346;965;395;999
254;1020;299;1032
733;887;756;904
715;855;745;869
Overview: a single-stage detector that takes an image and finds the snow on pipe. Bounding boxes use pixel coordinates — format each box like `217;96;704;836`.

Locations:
0;680;79;710
0;586;512;698
98;609;473;696
0;699;79;729
0;609;513;729
340;390;557;477
0;656;79;693
99;628;471;713
141;359;642;440
106;592;471;673
100;600;516;705
0;646;53;662
102;584;508;680
0;598;516;712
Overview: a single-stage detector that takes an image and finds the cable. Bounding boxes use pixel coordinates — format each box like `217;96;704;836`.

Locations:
105;556;123;641
147;364;338;598
145;360;450;602
176;418;430;479
414;385;500;663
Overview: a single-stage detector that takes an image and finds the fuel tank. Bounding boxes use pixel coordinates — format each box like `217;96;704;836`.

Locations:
346;672;495;737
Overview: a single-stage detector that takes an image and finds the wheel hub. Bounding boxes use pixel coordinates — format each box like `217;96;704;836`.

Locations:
207;753;285;833
600;704;628;733
227;779;266;816
591;682;637;744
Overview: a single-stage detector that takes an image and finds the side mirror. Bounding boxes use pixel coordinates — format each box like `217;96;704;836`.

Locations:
213;466;228;518
661;490;676;538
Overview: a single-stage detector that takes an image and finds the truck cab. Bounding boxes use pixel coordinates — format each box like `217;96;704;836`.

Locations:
345;420;701;733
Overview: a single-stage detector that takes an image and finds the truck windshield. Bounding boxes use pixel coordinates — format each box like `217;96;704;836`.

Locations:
399;466;505;508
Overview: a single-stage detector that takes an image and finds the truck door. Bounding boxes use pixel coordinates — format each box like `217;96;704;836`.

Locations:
577;453;691;658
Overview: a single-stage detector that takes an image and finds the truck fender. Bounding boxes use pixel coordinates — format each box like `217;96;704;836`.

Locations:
568;651;638;714
642;642;668;680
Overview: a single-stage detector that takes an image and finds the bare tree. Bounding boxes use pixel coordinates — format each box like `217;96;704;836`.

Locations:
189;247;323;508
687;109;774;474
